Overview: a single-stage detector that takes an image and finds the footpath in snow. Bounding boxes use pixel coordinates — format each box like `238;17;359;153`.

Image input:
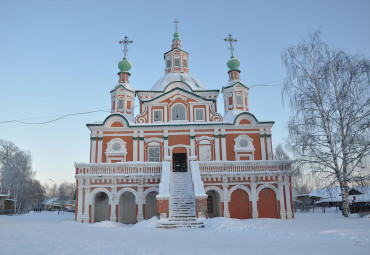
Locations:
0;211;369;255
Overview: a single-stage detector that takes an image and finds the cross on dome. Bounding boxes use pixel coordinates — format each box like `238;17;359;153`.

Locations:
224;34;238;58
119;36;133;58
173;19;180;33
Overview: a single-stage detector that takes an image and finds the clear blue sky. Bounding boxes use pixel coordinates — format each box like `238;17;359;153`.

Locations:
1;0;369;185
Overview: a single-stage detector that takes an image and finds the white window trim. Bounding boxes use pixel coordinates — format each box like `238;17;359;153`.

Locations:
174;58;180;67
236;93;243;106
153;109;163;123
117;97;125;110
148;146;161;162
194;108;205;122
171;103;187;122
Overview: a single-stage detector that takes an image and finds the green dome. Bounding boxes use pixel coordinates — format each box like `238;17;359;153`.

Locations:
118;57;131;72
227;57;240;70
173;32;180;39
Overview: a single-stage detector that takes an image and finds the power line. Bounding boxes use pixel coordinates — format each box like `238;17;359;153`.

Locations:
0;110;110;125
0;78;288;125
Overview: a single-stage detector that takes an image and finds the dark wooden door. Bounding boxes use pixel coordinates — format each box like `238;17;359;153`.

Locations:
173;153;187;172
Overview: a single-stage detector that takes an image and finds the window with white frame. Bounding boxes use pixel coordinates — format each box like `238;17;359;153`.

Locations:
236;93;243;106
148;147;160;162
183;59;188;67
195;108;205;121
118;98;124;110
172;104;186;121
174;58;180;67
166;59;171;68
153;110;163;122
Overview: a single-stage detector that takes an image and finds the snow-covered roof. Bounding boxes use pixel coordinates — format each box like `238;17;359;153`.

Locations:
0;194;8;198
223;109;244;123
310;186;370;204
151;73;205;91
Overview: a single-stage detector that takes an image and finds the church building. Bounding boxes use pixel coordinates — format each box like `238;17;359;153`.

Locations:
75;24;293;228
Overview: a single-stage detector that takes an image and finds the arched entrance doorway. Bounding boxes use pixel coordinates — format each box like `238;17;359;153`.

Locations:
257;188;278;218
118;191;136;224
94;192;109;222
229;189;250;219
206;190;221;218
145;191;158;219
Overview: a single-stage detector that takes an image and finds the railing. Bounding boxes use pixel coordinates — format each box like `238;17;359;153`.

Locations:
75;162;162;175
189;161;207;197
157;161;171;199
198;160;292;174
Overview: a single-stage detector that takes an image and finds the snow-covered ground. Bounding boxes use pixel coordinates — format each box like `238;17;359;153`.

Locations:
0;211;369;255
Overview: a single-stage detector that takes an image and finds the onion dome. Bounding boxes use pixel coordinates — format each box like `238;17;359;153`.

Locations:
118;57;131;73
227;56;240;70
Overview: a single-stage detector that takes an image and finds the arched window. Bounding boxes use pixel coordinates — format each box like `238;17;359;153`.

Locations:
172;104;186;121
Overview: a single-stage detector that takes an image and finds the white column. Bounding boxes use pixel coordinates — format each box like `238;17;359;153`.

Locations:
77;179;83;221
139;132;144;161
205;105;209;122
110;186;117;222
190;105;193;122
284;177;293;219
251;180;259;218
133;135;138;161
278;176;287;219
137;185;144;222
266;134;272;160
84;180;91;222
90;137;97;163
259;134;266;160
190;129;196;158
97;134;103;163
222;184;230;218
221;129;227;161
163;129;170;160
214;136;220;161
148;106;151;123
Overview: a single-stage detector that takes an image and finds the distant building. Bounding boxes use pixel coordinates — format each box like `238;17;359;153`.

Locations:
75;25;294;227
308;187;370;213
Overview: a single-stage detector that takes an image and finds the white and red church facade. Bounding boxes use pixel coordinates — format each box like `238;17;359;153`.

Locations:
74;30;293;227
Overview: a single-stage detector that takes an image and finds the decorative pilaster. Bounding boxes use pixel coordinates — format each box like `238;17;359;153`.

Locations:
139;134;144;162
214;132;220;161
137;184;144;222
222;182;230;218
284;178;293;219
90;136;97;163
133;136;138;161
266;134;272;160
76;179;83;222
221;129;227;161
110;186;117;222
163;134;170;161
250;179;258;218
278;176;287;219
97;135;103;163
83;182;91;222
259;134;266;160
189;129;196;160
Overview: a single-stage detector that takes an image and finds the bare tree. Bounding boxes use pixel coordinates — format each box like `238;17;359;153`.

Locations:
0;140;35;213
282;31;370;217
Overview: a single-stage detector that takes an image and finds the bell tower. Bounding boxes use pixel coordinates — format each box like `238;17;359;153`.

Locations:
164;19;189;74
110;36;135;118
222;34;249;113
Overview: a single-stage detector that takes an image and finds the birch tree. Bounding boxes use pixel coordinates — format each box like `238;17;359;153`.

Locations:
282;31;370;217
0;140;35;213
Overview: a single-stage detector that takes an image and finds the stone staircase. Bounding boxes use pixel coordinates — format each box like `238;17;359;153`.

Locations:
157;172;204;228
